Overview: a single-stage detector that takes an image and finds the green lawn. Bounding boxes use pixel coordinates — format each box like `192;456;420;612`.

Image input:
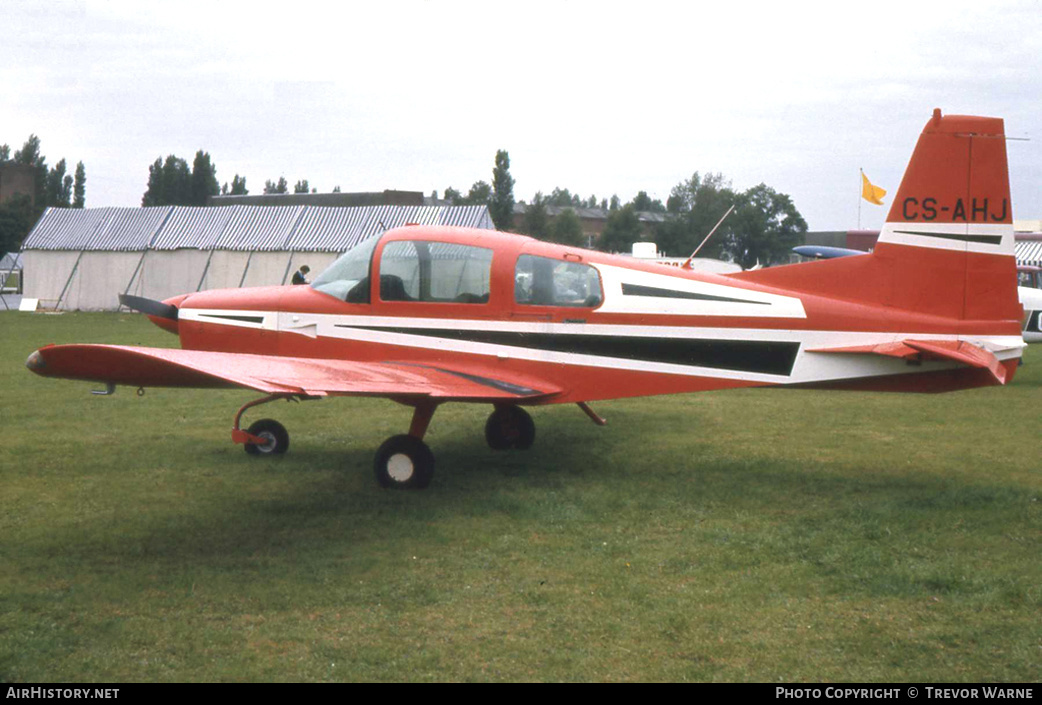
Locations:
1;311;1039;682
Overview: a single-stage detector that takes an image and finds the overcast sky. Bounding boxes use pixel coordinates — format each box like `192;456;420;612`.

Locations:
4;0;1041;232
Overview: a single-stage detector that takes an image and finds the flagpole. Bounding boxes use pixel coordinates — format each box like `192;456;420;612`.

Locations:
858;168;863;230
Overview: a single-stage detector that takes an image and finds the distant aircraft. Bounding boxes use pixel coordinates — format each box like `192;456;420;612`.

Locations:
27;109;1025;489
792;245;868;260
1018;265;1042;343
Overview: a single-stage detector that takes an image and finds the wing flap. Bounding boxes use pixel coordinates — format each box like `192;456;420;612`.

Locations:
27;344;561;401
808;339;1009;384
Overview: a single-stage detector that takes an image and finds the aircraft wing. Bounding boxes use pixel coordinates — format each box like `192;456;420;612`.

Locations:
808;339;1012;385
27;344;561;402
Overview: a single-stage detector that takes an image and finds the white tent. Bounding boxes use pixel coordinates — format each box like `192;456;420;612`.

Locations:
20;204;494;310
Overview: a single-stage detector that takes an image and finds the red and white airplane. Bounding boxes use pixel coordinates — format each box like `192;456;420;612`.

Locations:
26;109;1025;489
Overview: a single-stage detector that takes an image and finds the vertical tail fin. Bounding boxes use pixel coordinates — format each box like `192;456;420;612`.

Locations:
874;109;1020;322
733;109;1020;327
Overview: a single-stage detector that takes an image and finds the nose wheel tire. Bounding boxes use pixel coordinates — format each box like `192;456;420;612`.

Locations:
374;435;435;489
243;419;290;456
485;406;535;450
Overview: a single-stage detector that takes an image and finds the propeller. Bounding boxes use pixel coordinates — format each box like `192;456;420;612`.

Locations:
119;294;179;320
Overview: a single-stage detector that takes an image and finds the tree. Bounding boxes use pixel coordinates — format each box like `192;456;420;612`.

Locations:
293;179;310;194
631;190;665;212
548;208;584;247
441;182;490;206
190;151;219;206
73;161;86;208
547;187;582;207
14;135;48;210
46;158;72;207
722;184;807;269
654;172;735;258
1;136;85;252
264;177;288;194
142;155;191;206
222;174;247;196
599;204;642;253
464;181;491;204
13;135;43;166
490;149;515;230
520;193;550;240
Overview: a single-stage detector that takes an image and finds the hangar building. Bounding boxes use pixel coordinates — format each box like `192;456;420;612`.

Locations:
20;204;492;310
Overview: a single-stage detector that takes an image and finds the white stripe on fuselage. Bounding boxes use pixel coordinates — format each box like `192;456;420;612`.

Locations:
594;263;808;318
877;221;1014;255
181;308;1024;385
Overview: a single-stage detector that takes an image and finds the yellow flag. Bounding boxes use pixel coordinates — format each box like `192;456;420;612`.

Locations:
861;172;886;205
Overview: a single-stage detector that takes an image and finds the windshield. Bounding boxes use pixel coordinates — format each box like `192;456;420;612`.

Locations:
311;234;380;302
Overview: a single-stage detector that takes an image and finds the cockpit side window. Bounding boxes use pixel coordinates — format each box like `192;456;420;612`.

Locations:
311;234;380;302
379;241;493;304
514;254;603;308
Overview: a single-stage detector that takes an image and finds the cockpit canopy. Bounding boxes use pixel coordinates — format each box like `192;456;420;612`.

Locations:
311;229;603;309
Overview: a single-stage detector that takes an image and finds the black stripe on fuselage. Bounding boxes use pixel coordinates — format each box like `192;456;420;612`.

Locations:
621;283;771;305
199;313;266;324
337;325;801;376
893;230;1003;245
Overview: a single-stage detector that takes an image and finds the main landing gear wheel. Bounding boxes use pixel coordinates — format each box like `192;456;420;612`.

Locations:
485;406;536;450
243;418;290;456
374;434;435;489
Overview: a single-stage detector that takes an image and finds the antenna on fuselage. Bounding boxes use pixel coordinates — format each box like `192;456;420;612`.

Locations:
681;204;735;270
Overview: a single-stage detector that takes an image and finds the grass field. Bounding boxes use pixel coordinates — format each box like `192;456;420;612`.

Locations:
1;311;1039;682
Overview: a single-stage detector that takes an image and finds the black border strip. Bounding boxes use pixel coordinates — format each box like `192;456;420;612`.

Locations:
339;325;801;376
199;314;265;324
621;283;770;305
893;230;1003;245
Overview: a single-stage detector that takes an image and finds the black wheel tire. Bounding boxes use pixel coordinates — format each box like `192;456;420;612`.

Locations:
244;419;290;456
374;435;435;489
485;406;536;451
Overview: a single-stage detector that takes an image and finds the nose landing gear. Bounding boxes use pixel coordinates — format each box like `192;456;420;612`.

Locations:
243;418;290;455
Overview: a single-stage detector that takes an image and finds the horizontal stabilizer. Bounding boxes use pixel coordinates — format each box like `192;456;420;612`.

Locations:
809;339;1010;385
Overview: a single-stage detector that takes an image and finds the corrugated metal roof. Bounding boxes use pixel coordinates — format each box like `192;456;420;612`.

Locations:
435;204;493;229
1016;240;1042;267
84;207;173;251
22;208;114;250
22;205;494;253
287;205;493;252
285;206;380;252
150;206;238;250
213;205;305;251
